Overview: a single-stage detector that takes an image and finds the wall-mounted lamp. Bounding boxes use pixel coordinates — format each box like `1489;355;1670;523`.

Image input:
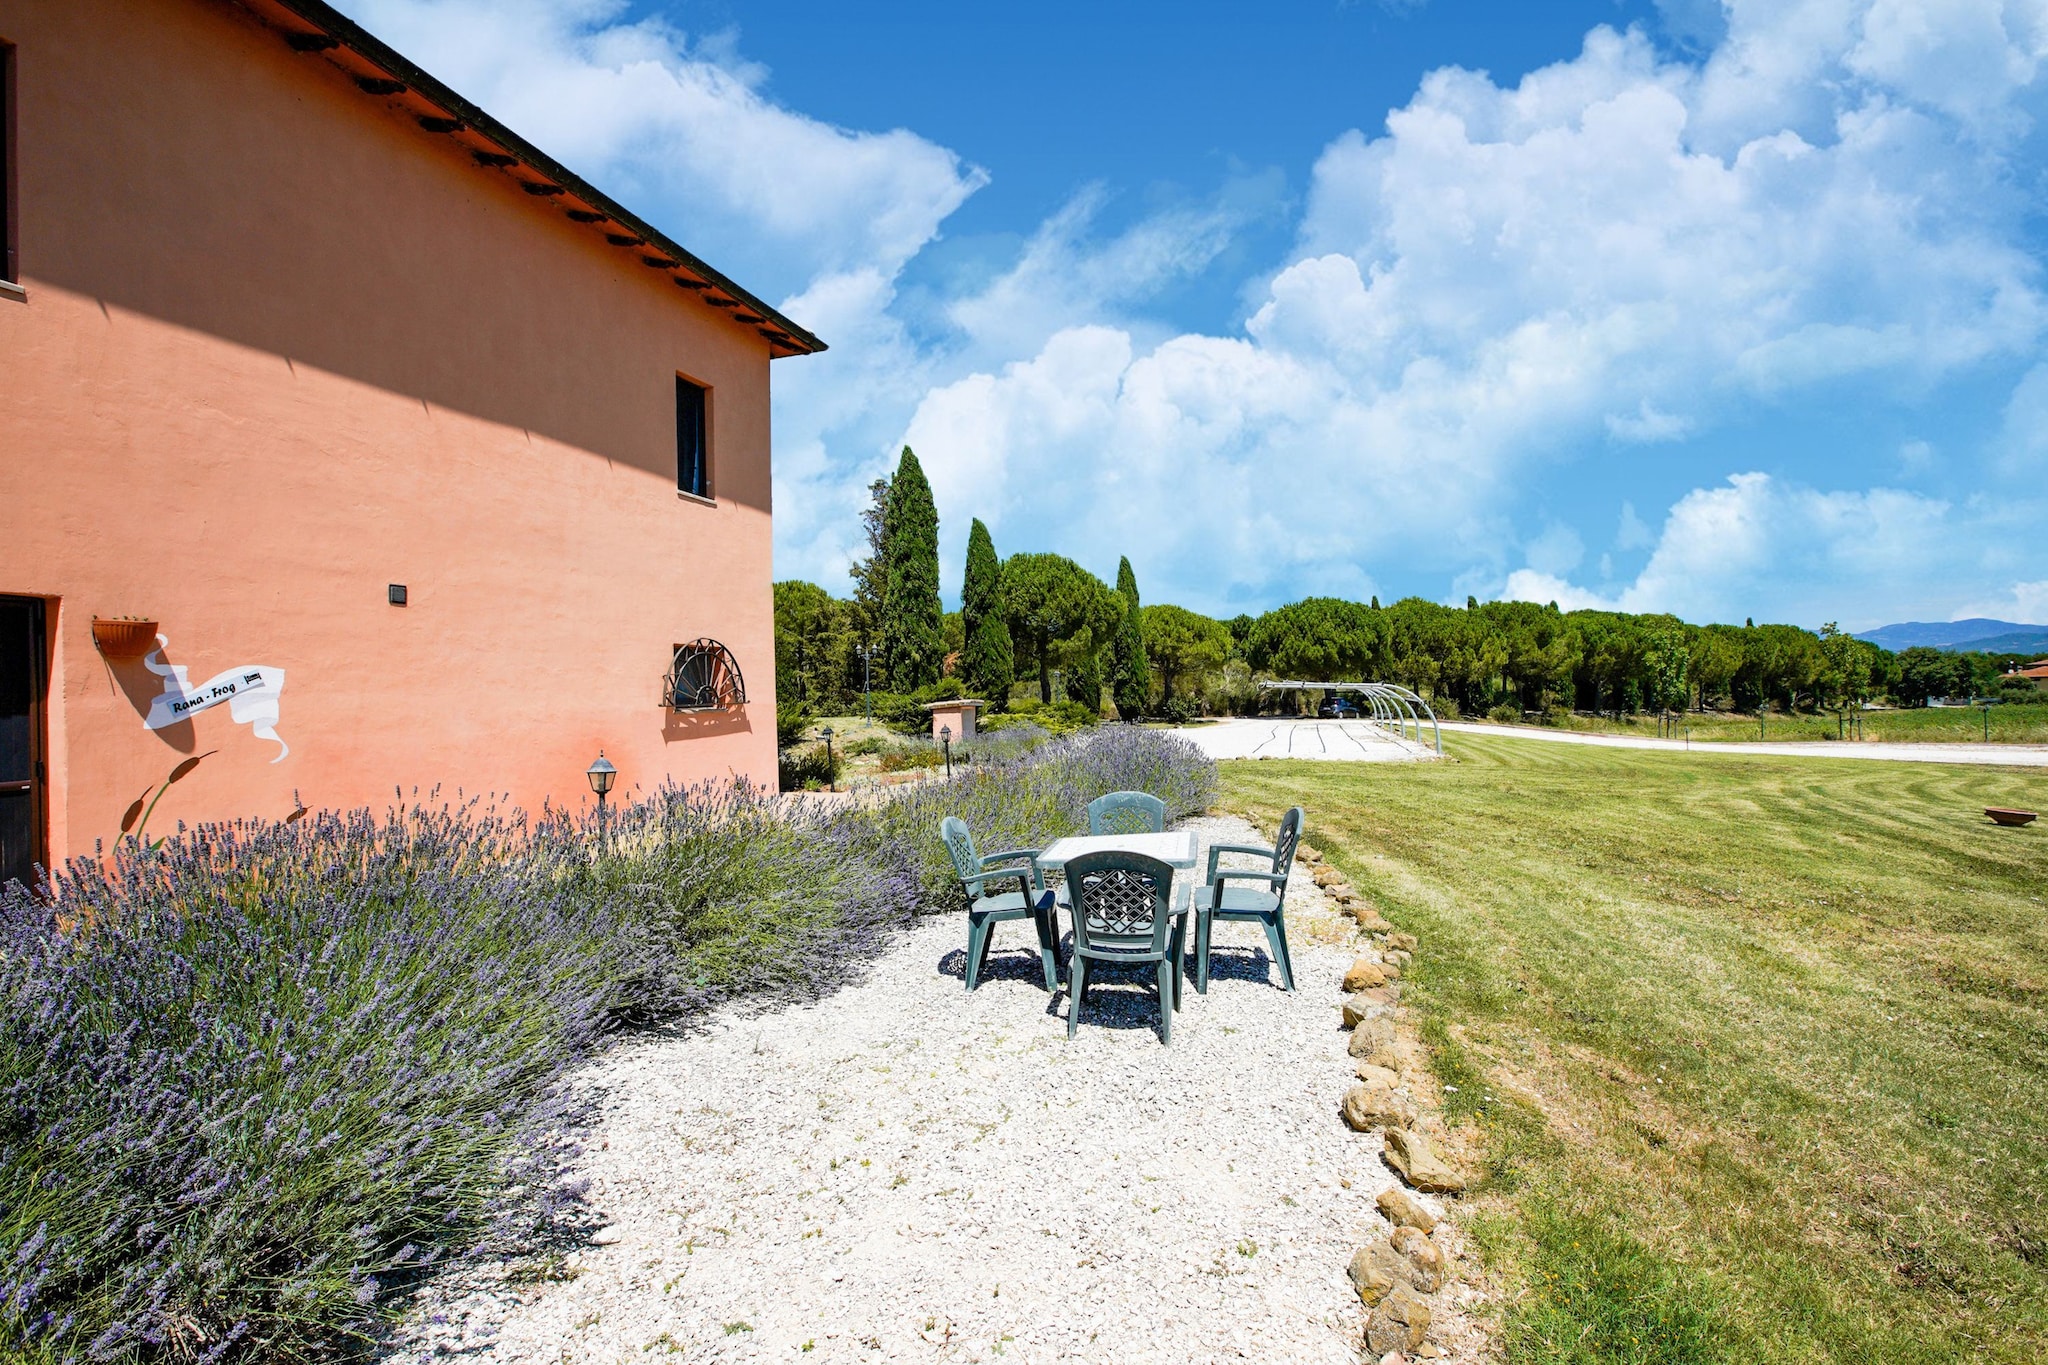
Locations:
388;584;408;606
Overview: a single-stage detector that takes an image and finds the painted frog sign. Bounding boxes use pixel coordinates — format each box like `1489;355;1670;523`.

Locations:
142;635;289;761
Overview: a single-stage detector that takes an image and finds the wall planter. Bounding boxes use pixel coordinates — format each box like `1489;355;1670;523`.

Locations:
91;617;160;658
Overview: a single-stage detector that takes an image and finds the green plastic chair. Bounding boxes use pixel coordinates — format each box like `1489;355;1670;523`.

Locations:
941;817;1058;992
1086;791;1167;836
1195;806;1304;993
1064;850;1188;1044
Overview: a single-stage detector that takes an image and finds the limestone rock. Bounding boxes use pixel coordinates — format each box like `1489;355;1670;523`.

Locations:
1385;949;1413;969
1365;1285;1431;1356
1354;907;1393;931
1298;844;1323;863
1356;985;1400;1009
1341;1080;1415;1132
1348;1017;1398;1068
1375;1186;1438;1233
1387;931;1418;952
1343;958;1388;991
1313;866;1343;889
1346;1240;1408;1306
1378;958;1402;981
1381;1128;1466;1194
1391;1225;1447;1291
1341;995;1388;1028
1354;1062;1401;1088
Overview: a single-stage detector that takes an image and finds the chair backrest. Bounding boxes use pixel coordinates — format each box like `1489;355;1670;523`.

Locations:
1087;791;1167;836
1270;807;1305;884
939;816;980;882
1066;850;1177;958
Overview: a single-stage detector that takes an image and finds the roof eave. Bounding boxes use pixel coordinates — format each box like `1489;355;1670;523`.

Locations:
236;0;827;357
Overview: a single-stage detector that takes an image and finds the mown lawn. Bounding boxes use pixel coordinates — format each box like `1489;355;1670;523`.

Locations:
1224;736;2048;1364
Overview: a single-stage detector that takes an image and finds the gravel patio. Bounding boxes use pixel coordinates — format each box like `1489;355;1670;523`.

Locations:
381;815;1477;1364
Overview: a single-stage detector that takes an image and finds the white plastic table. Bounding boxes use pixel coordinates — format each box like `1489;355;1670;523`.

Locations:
1035;829;1199;873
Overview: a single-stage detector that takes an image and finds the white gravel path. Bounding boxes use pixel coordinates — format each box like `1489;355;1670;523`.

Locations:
382;816;1458;1364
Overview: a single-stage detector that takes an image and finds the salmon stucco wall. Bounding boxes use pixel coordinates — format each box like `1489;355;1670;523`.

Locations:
0;0;789;866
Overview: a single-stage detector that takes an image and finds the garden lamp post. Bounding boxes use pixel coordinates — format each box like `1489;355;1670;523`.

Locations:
1982;699;1992;742
940;724;952;779
586;750;616;851
819;725;835;791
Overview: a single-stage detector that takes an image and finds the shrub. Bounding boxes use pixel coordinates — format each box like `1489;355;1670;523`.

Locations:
1156;697;1200;725
878;744;943;773
0;806;622;1363
1488;703;1523;724
955;723;1049;764
777;741;841;791
775;700;816;750
992;698;1098;736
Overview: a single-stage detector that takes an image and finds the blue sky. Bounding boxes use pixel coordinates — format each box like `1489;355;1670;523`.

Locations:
335;0;2048;630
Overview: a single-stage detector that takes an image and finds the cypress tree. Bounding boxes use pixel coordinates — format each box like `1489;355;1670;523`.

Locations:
1111;556;1150;719
960;519;1014;708
881;446;944;691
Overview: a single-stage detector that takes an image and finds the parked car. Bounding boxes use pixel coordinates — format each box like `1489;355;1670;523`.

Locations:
1318;695;1365;719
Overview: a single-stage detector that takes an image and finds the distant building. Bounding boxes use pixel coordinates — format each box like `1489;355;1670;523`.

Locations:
0;0;824;885
2006;660;2048;684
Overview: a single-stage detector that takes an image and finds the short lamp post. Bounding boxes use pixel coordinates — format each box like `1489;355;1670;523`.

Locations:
1982;698;1993;742
940;724;953;779
586;750;616;851
819;726;835;792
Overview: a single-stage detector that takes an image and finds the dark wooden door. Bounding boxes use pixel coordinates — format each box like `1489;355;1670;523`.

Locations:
0;597;47;891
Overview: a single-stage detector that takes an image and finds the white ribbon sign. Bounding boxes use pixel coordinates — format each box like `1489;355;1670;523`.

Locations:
142;636;289;762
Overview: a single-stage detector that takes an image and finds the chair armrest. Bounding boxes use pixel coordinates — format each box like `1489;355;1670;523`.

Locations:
1205;842;1276;879
980;848;1040;867
980;848;1045;891
961;867;1036;901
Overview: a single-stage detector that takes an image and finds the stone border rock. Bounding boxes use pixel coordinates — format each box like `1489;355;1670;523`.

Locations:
1296;838;1488;1363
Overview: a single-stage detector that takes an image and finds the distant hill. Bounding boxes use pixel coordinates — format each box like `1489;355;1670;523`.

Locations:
1955;630;2048;655
1856;619;2048;654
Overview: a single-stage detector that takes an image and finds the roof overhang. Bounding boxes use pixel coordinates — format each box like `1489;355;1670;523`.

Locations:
229;0;827;358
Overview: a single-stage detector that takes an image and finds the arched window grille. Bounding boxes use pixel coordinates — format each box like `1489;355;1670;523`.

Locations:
663;639;747;711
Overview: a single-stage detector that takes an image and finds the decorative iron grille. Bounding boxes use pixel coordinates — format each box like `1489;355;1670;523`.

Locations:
662;639;746;711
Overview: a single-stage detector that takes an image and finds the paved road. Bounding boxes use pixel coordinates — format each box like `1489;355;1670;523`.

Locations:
1434;720;2048;767
1168;718;2048;768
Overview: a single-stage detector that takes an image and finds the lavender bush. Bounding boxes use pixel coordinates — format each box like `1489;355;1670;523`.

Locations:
0;728;1213;1362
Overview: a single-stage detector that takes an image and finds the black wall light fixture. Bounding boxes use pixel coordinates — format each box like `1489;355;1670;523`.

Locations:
388;584;408;606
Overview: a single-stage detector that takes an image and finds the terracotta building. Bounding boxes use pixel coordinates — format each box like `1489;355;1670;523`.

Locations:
0;0;823;886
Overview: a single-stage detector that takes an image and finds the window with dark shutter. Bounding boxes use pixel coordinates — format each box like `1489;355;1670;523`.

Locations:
676;376;709;499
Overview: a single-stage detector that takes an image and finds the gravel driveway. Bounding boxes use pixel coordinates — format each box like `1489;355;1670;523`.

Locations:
383;816;1439;1364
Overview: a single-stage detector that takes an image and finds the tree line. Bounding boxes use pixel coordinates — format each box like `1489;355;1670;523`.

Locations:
775;451;2041;722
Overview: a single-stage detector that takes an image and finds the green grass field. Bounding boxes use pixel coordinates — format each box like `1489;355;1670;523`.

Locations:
1224;737;2048;1364
1469;702;2048;745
